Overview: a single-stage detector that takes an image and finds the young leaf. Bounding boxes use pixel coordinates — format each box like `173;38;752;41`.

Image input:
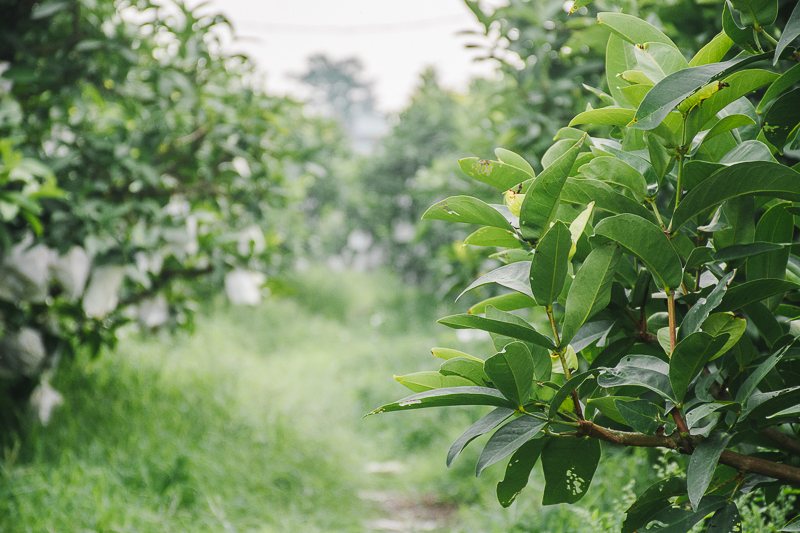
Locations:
484;342;535;409
530;221;572;307
495;147;535;177
422;196;514;230
468;292;537;315
598;355;676;402
458;158;531;192
437;311;556;351
570;107;636;127
447;407;514;467
432;347;484;362
597;12;679;50
670;161;800;232
440;357;490;386
689;31;734;67
476;416;547;476
394;372;478;393
541;437;601;505
458;261;534;301
594;214;683;291
561;243;623;345
519;137;584;242
670;332;730;403
678;271;735;341
496;437;547;507
688;431;732;511
773;0;800;65
464;226;523;248
365;386;515;416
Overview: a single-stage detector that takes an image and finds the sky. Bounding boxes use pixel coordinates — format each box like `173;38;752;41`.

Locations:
204;0;499;113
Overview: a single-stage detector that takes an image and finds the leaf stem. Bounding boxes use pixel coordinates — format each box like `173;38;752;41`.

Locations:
547;306;561;347
667;290;677;356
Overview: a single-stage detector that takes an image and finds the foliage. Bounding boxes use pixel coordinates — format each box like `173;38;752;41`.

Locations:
371;1;800;530
0;0;342;412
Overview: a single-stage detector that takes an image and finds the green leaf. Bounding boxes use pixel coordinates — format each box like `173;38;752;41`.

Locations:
697;114;757;149
569;107;635;127
670;332;730;402
646;495;728;532
742;301;784;346
519;137;584;242
758;63;800;113
541;437;601;505
594;214;683;291
459;261;533;300
496;437;547;507
702;313;747;359
495;147;535;177
763;88;800;150
394;372;478;393
548;370;600;420
530;221;572;307
438;310;556;351
579;157;648;201
586;396;640;424
679;271;735;341
630;53;771;130
688;431;732;510
561;177;657;222
774;0;800;65
689;31;735;67
597;12;679;49
670;161;800;232
730;0;778;28
724;1;758;53
634;42;689;81
422;195;513;230
458;158;531;192
707;502;742;533
713;242;783;262
748;203;793;309
622;476;688;533
617;399;662;434
464;227;523;248
432;347;484;362
476;417;547;476
734;345;790;404
686;402;740;429
717;279;800;312
440;357;490;386
489;249;533;265
561;243;623;345
781;514;800;532
484;342;535;408
598;354;676;401
447;407;514;467
541;139;576;170
606;34;637;107
468;292;537;315
365;386;515;416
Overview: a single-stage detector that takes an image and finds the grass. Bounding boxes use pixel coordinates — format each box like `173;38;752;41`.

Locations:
1;265;791;531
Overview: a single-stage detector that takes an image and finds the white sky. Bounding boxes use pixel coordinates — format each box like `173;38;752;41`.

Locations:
205;0;499;112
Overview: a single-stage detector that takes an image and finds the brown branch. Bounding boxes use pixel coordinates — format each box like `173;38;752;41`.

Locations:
719;450;800;485
762;427;800;459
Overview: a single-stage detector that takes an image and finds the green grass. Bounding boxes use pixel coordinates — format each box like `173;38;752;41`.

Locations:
1;266;790;532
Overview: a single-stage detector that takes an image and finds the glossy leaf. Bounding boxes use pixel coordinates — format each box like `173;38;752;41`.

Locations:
763;89;800;150
579;156;648;200
365;386;515;416
394;372;478;393
723;1;758;53
713;242;784;262
484;342;534;408
606;34;637;107
570;107;635;127
701;313;747;359
530;221;572;307
468;292;537;315
688;431;732;510
458;261;533;300
496;437;547;507
774;0;800;64
689;31;734;67
678;271;734;341
561;243;623;345
431;347;484;362
519;137;584;242
548;370;600;420
617;399;662;434
598;354;676;401
495;147;535;177
717;279;799;312
735;345;790;404
748;203;793;309
630;53;770;130
670;332;730;402
440;357;490;386
594;214;683;291
476;416;547;475
438;311;556;351
697;114;757;148
458;158;531;192
634;42;688;81
646;496;728;532
447;407;514;467
758;63;800;112
586;396;640;424
541;437;601;505
670;162;800;232
422;195;513;230
686;402;740;429
561;177;656;222
742;301;784;347
597;12;678;49
730;0;778;28
464;226;522;248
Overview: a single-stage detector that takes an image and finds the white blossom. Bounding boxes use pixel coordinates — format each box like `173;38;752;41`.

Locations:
83;266;125;318
225;269;266;306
